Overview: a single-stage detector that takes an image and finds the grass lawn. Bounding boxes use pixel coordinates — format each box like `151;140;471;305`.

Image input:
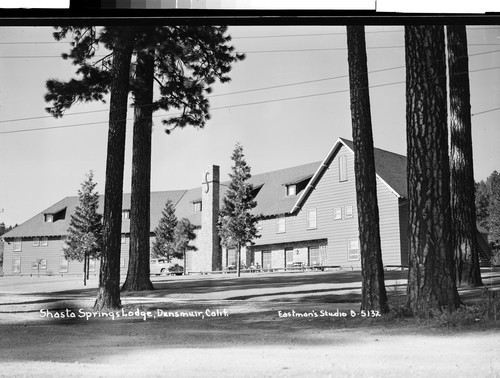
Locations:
0;268;499;377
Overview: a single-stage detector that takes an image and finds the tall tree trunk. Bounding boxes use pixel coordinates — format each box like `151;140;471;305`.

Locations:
83;252;87;286
121;39;155;292
405;25;461;317
447;25;483;287
94;28;134;311
346;25;389;313
236;244;241;278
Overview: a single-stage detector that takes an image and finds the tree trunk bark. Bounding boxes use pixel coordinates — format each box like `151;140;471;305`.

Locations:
94;28;134;311
83;252;87;286
236;244;241;278
121;38;155;292
346;25;389;313
447;25;483;287
405;25;461;317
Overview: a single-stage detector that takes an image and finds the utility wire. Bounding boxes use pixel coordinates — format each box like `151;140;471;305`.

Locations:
0;26;497;44
1;66;499;135
2;45;500;59
1;63;499;127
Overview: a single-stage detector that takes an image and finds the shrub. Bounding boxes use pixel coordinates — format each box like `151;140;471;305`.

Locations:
430;288;499;327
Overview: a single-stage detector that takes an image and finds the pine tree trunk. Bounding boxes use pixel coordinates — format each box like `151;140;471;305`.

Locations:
121;39;155;292
86;256;90;281
346;25;389;313
94;28;134;311
447;25;483;287
236;244;241;278
405;25;461;317
83;252;87;287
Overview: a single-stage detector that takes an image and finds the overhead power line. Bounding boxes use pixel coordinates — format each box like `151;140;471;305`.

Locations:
1;64;499;127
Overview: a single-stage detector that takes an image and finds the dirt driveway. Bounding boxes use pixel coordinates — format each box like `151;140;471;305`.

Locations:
0;269;499;377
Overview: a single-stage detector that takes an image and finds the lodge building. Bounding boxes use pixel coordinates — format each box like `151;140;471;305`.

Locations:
1;137;441;276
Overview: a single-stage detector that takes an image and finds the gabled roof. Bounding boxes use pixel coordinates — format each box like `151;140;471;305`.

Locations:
291;137;407;213
3;137;408;238
2;189;201;239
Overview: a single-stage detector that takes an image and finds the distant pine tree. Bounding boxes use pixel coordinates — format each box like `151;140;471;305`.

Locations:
218;143;260;277
64;171;103;286
173;218;197;274
488;171;500;253
152;199;178;260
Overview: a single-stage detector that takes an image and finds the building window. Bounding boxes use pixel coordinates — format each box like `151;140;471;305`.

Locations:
227;249;236;267
33;259;47;270
121;234;126;244
333;207;342;220
345;205;353;218
193;201;202;212
256;220;263;230
339;155;347;182
13;238;22;252
120;258;126;268
286;185;296;196
309;247;321;266
122;210;130;219
44;213;53;223
33;237;40;247
348;239;360;261
307;208;317;230
276;215;286;233
60;255;68;273
12;258;21;273
41;237;48;247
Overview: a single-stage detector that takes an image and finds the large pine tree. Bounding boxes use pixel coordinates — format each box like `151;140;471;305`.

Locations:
218;143;260;277
45;26;244;293
405;25;460;317
447;25;483;287
346;25;389;313
64;171;103;286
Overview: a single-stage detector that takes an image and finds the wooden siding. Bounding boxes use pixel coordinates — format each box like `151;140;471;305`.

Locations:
253;145;404;268
2;233;183;276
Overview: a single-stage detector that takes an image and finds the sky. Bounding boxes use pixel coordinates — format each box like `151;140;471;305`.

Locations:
0;24;499;226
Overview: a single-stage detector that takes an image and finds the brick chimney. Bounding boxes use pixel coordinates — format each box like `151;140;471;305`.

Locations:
199;165;221;271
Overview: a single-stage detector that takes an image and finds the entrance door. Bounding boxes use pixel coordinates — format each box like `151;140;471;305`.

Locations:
262;251;272;270
285;248;294;268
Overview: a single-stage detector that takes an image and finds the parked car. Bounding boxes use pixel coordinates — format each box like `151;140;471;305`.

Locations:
150;258;173;276
168;264;184;276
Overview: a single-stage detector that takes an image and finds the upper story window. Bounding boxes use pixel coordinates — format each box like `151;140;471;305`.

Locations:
276;215;286;234
307;208;317;230
41;237;49;247
333;207;342;220
345;205;353;218
44;213;53;223
286;185;296;196
256;220;263;230
122;210;130;219
13;238;22;252
33;237;40;247
193;201;202;212
339;155;348;182
121;234;127;244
